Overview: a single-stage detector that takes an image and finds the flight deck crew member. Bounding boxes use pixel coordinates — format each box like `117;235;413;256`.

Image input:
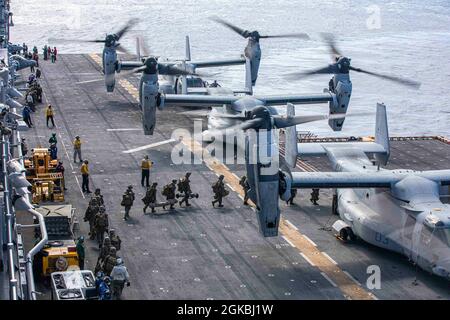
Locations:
110;258;130;300
49;132;57;145
21;138;28;157
46;104;55;128
43;45;48;60
49;143;58;160
81;160;91;193
55;161;67;190
22;105;32;128
310;188;320;205
141;155;152;187
73;135;82;163
76;236;85;270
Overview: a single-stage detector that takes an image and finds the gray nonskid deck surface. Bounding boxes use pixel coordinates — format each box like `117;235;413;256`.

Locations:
18;54;450;300
21;54;346;300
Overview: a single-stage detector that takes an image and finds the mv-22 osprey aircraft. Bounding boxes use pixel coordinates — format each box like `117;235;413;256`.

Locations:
121;30;421;239
280;103;450;280
72;17;313;135
66;18;249;94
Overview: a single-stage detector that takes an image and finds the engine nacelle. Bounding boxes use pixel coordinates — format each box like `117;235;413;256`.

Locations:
245;131;280;237
103;48;117;92
244;41;261;86
141;76;160;135
328;74;352;131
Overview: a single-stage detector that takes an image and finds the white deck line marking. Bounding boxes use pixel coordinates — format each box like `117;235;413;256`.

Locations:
58;127;84;198
284;219;298;231
321;272;338;287
282;236;296;248
107;128;142;132
369;293;379;300
226;183;235;192
343;271;362;286
74;175;86;199
123;139;176;153
300;252;315;267
232;173;240;180
322;252;338;265
302;234;317;247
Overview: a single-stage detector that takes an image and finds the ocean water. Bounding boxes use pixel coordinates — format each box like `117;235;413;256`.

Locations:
10;0;450;137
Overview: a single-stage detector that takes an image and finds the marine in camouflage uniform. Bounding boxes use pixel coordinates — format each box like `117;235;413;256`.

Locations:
109;229;122;251
142;183;158;214
103;246;118;276
162;180;177;210
121;185;135;220
94;188;105;206
239;176;250;205
95;237;111;274
94;207;109;246
287;188;297;205
212;175;229;208
178;172;192;207
310;188;320;205
84;196;101;240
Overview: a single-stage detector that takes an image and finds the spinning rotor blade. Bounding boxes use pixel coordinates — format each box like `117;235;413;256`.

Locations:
286;65;339;79
211;16;310;40
48;38;105;44
349;66;421;89
118;65;147;77
164;65;199;76
210;16;249;38
116;44;133;55
76;65;145;85
115;18;139;40
138;36;151;57
321;33;343;58
206;118;265;137
259;33;310;40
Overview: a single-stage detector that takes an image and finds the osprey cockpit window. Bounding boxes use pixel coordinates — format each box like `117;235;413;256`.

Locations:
435;228;450;247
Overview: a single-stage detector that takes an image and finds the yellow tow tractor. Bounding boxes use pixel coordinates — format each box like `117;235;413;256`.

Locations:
24;147;65;203
33;204;80;277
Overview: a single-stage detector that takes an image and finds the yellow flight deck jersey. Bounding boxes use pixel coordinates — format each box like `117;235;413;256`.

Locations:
46;107;54;117
73;139;82;149
141;159;152;170
80;163;89;175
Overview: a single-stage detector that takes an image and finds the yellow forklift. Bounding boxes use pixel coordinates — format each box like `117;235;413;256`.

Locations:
24;148;65;203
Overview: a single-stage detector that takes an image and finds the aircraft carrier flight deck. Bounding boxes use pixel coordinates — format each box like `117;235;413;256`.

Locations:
7;53;450;301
